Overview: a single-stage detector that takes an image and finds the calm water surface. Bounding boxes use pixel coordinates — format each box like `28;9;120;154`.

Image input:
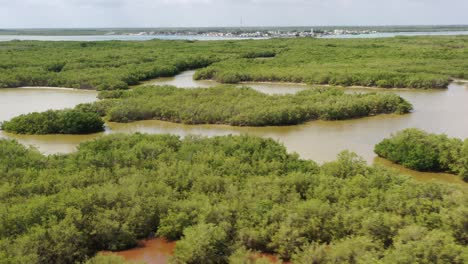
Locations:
318;31;468;39
1;31;467;42
102;238;284;264
1;74;467;185
146;72;468;161
101;238;175;264
0;35;249;42
0;87;98;122
144;70;307;95
1;75;467;264
374;157;466;185
0;88;100;152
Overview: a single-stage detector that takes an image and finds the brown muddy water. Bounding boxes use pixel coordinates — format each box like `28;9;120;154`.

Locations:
374;157;466;185
101;238;285;264
0;87;101;153
1;74;467;185
101;238;175;264
143;70;308;94
0;87;98;122
1;75;467;264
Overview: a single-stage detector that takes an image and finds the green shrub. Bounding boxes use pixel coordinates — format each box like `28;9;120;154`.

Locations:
171;223;229;264
1;109;105;134
0;36;465;90
375;128;467;181
0;134;466;263
102;85;412;126
242;50;276;58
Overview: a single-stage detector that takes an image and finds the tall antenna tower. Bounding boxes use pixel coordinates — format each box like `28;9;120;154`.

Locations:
240;16;243;28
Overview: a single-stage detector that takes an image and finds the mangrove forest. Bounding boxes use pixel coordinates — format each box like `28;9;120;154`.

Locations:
97;85;412;126
1;109;105;135
0;134;466;264
375;128;468;181
0;85;412;133
1;34;467;264
1;36;467;90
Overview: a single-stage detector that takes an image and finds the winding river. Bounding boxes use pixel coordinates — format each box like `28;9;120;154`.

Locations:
1;72;467;264
1;72;467;185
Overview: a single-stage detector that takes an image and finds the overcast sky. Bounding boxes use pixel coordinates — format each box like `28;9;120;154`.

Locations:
1;0;467;28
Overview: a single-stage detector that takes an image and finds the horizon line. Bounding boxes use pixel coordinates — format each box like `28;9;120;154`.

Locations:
2;24;468;30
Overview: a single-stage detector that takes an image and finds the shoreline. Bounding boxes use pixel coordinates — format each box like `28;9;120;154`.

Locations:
4;72;467;92
236;80;459;90
198;74;464;90
239;80;418;91
451;79;468;83
15;86;97;92
137;70;461;91
374;157;467;186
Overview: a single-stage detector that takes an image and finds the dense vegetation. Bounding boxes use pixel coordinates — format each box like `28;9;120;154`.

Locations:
0;39;268;90
1;36;467;90
1;109;104;134
193;37;468;88
0;134;466;264
93;85;412;126
0;84;411;134
375;129;468;181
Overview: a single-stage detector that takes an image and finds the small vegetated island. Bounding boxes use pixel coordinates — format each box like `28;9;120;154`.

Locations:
1;109;105;135
98;85;412;126
375;129;468;181
0;36;467;90
0;134;467;264
1;85;412;134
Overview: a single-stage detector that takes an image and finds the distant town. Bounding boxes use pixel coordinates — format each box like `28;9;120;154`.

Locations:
109;28;378;38
1;25;467;38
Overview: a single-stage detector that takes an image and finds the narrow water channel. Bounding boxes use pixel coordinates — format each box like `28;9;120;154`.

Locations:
1;73;467;185
146;71;468;159
1;74;467;264
101;239;175;264
100;238;285;264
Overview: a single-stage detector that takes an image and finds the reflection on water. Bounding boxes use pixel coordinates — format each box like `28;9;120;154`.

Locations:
1;74;467;185
118;74;468;185
374;157;466;186
101;238;175;264
102;238;285;264
0;35;248;42
146;70;307;95
0;87;98;122
146;71;468;161
144;71;216;89
0;87;99;153
1;31;467;42
0;131;104;154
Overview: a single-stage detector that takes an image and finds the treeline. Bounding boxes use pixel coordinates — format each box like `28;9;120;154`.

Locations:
0;54;214;91
98;85;412;126
1;109;104;134
1;36;467;90
375;129;468;181
193;37;468;89
0;40;280;90
0;134;466;264
194;65;450;89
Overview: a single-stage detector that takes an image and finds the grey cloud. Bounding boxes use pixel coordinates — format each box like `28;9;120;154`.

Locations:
0;0;467;28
